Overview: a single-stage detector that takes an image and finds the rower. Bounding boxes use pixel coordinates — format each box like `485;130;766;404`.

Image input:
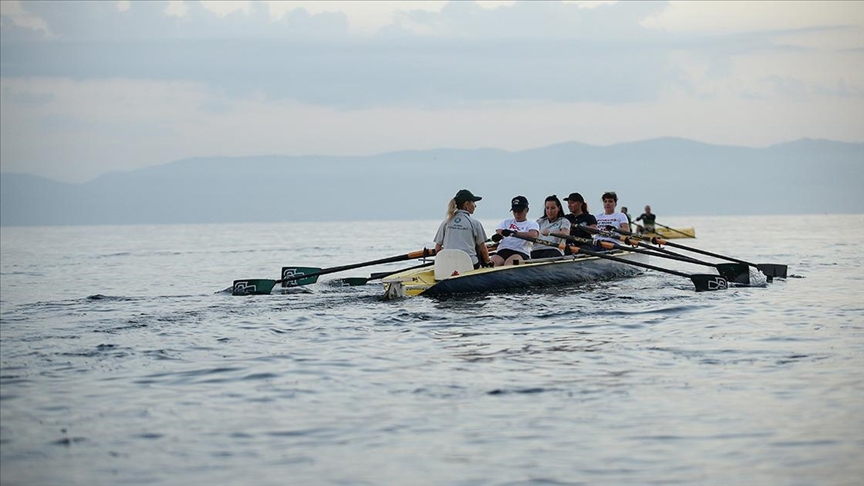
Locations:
593;191;630;249
636;205;657;234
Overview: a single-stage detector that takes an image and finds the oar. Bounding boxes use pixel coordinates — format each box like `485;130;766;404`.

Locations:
553;229;751;284
279;266;323;287
232;248;437;295
340;261;436;286
507;232;728;292
654;221;696;239
609;226;787;279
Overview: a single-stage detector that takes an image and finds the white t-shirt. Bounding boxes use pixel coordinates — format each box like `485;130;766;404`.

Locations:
593;211;629;244
496;218;540;255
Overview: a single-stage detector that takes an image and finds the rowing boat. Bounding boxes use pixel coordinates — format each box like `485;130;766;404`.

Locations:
381;249;648;299
643;226;696;239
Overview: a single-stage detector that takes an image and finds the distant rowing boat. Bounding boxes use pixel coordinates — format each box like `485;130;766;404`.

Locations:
381;249;647;299
641;226;696;239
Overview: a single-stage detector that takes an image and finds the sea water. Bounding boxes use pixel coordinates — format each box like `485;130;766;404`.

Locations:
1;215;862;485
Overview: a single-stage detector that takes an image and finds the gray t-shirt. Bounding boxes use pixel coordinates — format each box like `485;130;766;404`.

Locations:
534;216;572;254
434;209;488;265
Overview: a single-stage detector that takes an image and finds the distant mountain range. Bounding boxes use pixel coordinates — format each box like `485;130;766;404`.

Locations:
2;137;862;226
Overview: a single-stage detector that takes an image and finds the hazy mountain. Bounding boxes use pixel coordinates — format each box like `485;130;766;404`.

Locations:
2;138;862;226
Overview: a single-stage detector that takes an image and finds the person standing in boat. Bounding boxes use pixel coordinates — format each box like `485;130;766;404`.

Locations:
594;191;630;247
490;195;540;266
531;195;571;259
434;189;493;269
563;192;597;251
635;205;656;234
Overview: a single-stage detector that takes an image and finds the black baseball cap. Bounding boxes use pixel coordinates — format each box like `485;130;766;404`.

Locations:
455;189;482;205
563;192;584;202
510;195;529;210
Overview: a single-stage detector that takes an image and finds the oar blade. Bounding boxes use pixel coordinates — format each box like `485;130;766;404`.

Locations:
339;277;369;286
232;279;277;296
281;267;322;287
716;263;750;285
690;274;728;292
757;264;787;279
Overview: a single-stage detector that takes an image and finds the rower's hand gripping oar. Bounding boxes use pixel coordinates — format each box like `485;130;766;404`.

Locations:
556;227;751;284
232;248;437;295
508;232;728;292
653;221;696;239
608;226;787;280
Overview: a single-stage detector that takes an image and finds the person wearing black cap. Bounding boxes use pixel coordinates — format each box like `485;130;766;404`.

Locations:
563;192;598;247
490;195;540;266
434;189;493;268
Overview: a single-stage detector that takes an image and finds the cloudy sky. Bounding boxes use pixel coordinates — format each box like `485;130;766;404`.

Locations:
1;0;862;182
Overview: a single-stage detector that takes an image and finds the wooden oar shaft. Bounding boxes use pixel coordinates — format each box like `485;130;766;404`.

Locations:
650;238;756;267
607;226;758;266
564;226;713;266
559;234;718;269
635;241;712;266
512;232;727;291
575;246;691;278
544;233;691;278
277;248;437;284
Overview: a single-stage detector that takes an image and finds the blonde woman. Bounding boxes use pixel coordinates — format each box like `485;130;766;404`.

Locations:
433;189;492;268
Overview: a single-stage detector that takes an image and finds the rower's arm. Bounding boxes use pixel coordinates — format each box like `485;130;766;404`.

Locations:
478;243;491;264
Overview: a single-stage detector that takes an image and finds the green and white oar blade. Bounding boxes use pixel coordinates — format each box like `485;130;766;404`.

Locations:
232;279;277;296
281;267;321;287
340;277;369;286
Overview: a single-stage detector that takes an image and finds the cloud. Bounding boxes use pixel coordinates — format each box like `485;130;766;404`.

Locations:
0;1;774;109
642;1;864;35
0;0;50;33
3;73;862;183
0;37;681;107
1;1;862;183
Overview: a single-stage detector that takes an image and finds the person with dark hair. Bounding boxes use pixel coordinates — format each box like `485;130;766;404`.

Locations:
594;191;630;246
635;205;657;234
434;189;493;269
621;206;633;232
563;192;598;250
490;195;540;266
531;195;571;259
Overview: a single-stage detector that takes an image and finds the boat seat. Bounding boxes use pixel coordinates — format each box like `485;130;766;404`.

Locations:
434;249;475;281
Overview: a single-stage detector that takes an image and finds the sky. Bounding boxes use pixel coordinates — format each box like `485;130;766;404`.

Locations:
1;0;862;183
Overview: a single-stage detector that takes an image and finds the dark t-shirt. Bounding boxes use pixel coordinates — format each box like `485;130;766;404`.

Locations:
637;213;657;231
565;213;598;240
636;213;656;224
